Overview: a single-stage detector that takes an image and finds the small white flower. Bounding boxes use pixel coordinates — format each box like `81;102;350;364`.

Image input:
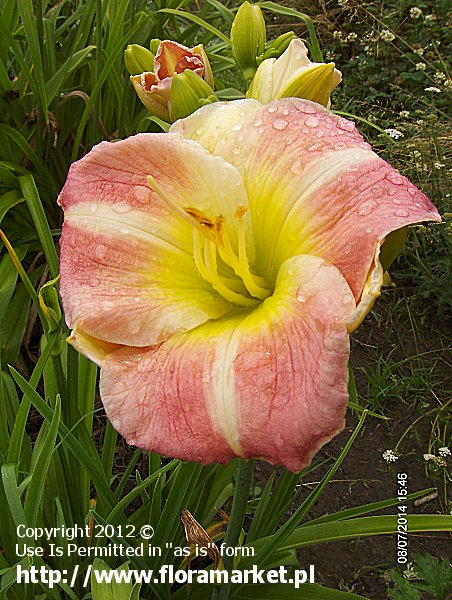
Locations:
410;7;423;19
434;72;446;81
399;111;410;118
333;30;343;41
439;447;451;457
434;162;445;170
413;150;422;158
424;453;435;460
381;30;395;42
385;128;404;140
414;48;425;56
338;0;349;6
383;449;399;462
424;86;441;92
416;63;426;71
346;32;358;42
425;14;436;21
416;119;425;125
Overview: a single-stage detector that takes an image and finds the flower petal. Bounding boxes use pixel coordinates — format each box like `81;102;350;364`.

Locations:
172;98;441;300
59;133;256;345
99;254;354;472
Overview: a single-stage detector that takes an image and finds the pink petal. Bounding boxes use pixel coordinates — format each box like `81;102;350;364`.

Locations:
59;133;247;345
99;255;354;472
172;99;441;302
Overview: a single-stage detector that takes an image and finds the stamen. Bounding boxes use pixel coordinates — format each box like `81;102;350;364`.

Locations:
193;230;257;307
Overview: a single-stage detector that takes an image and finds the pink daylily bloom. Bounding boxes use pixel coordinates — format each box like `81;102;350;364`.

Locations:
58;98;440;472
131;40;213;122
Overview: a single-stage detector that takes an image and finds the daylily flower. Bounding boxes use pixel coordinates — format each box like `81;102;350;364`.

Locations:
130;40;214;122
58;98;440;472
247;38;342;107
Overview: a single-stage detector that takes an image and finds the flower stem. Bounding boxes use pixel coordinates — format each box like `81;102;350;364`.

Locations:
213;458;254;600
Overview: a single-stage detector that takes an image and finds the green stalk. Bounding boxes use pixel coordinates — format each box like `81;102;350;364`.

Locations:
214;458;253;600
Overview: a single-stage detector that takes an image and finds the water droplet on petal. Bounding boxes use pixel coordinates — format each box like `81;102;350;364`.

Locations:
305;116;320;128
232;123;242;131
89;204;98;213
113;203;131;213
298;104;317;114
395;208;409;217
290;160;303;175
267;105;278;113
392;198;402;205
95;245;107;259
273;118;289;131
387;172;404;185
89;277;100;287
342;294;353;305
297;293;307;303
338;120;355;132
254;118;263;127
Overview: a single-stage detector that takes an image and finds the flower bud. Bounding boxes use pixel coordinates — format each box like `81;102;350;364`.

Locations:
230;2;266;81
38;276;63;354
170;69;217;122
124;44;154;75
258;31;296;63
247;38;341;107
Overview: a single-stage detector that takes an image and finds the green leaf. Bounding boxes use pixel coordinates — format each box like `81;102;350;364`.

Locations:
234;583;367;599
91;559;139;599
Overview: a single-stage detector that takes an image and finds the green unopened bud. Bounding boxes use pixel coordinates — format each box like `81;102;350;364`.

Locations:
230;1;266;81
282;62;338;107
258;31;296;63
124;44;154;75
170;69;217;122
38;276;62;354
150;39;161;55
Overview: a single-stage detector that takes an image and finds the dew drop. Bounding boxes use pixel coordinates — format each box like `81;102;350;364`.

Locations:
253;118;263;127
282;108;289;116
134;187;150;203
338;120;355;132
297;293;307;303
89;277;100;287
290;160;303;175
95;245;107;259
392;198;402;205
299;104;317;114
273;118;289;131
342;294;352;305
366;226;373;234
387;172;404;185
267;105;278;113
128;439;137;446
112;203;131;213
395;208;409;217
305;116;320;128
232;123;242;131
89;204;98;213
357;201;376;216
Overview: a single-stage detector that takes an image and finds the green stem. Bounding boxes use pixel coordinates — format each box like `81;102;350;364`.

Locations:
213;458;254;600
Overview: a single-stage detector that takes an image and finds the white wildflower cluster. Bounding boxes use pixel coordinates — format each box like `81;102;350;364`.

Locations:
416;63;426;71
399;111;410;118
423;452;448;468
416;119;425;125
414;48;424;56
424;86;441;92
346;32;358;42
380;30;395;42
434;72;446;82
439;447;451;457
385;128;404;139
383;449;399;463
403;562;418;581
409;7;423;19
413;150;422;158
333;30;343;41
